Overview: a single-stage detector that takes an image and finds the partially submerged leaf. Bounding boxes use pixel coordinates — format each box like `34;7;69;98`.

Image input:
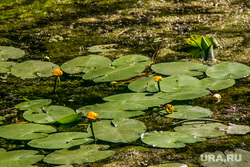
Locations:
77;101;145;119
0;149;44;167
43;145;115;165
128;76;159;92
0;123;57;140
11;60;60;79
206;62;250;79
87;44;117;53
217;124;250;135
82;55;150;82
23;105;78;124
151;62;209;76
174;122;227;139
15;99;52;111
103;93;172;108
0;62;16;73
88;118;146;143
141;131;200;148
61;55;111;74
0;46;25;61
28;132;93;149
200;78;235;90
160;105;213;119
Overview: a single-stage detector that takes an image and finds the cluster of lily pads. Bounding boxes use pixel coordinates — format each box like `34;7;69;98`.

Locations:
0;44;250;166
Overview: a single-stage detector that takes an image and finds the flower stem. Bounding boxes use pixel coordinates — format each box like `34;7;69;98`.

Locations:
53;76;58;93
90;120;96;144
157;82;161;92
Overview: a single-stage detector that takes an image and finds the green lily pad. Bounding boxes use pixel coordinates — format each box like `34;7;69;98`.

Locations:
217;124;250;135
160;74;202;92
0;62;16;73
15;99;52;111
128;76;159;92
151;62;209;76
87;118;146;143
11;60;60;79
0;46;25;61
149;163;188;167
61;55;111;74
160;105;213;119
28;132;93;149
0;123;57;140
141;131;199;148
87;44;117;53
43;144;115;165
206;62;250;79
174;122;227;138
82;54;150;82
158;88;210;100
0;149;44;167
200;78;235;90
77;101;145;119
103;93;172;108
23;105;79;124
200;149;250;167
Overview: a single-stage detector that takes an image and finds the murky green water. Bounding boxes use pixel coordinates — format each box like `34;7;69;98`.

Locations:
0;0;249;166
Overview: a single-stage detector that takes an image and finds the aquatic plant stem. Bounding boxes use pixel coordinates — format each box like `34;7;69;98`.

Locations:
90;120;96;144
157;82;161;92
53;76;58;93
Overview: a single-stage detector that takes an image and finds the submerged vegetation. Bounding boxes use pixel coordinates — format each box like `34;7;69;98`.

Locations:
0;0;250;166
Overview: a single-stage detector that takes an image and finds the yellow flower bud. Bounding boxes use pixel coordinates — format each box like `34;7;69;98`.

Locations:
165;104;174;114
87;111;99;120
53;68;63;76
154;76;163;82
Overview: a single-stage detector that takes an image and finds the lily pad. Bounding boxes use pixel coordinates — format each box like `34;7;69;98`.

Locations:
0;123;57;140
151;62;209;76
28;132;93;149
103;93;172;108
61;55;111;74
200;149;250;167
15;99;52;111
200;78;235;90
174;122;227;138
0;46;25;61
128;76;159;92
160;75;202;92
77;101;145;119
23;105;79;124
11;60;60;79
87;44;117;53
160;105;213;119
0;149;44;167
0;62;16;73
217;124;250;135
141;131;199;148
82;54;150;82
87;118;146;143
158;88;210;100
43;144;115;165
206;62;250;79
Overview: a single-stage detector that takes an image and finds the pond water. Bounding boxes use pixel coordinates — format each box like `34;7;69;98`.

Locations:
0;0;249;167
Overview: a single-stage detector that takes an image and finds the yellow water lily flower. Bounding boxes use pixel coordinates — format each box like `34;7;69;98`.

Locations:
53;68;63;76
165;104;174;114
154;76;162;82
87;111;99;120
